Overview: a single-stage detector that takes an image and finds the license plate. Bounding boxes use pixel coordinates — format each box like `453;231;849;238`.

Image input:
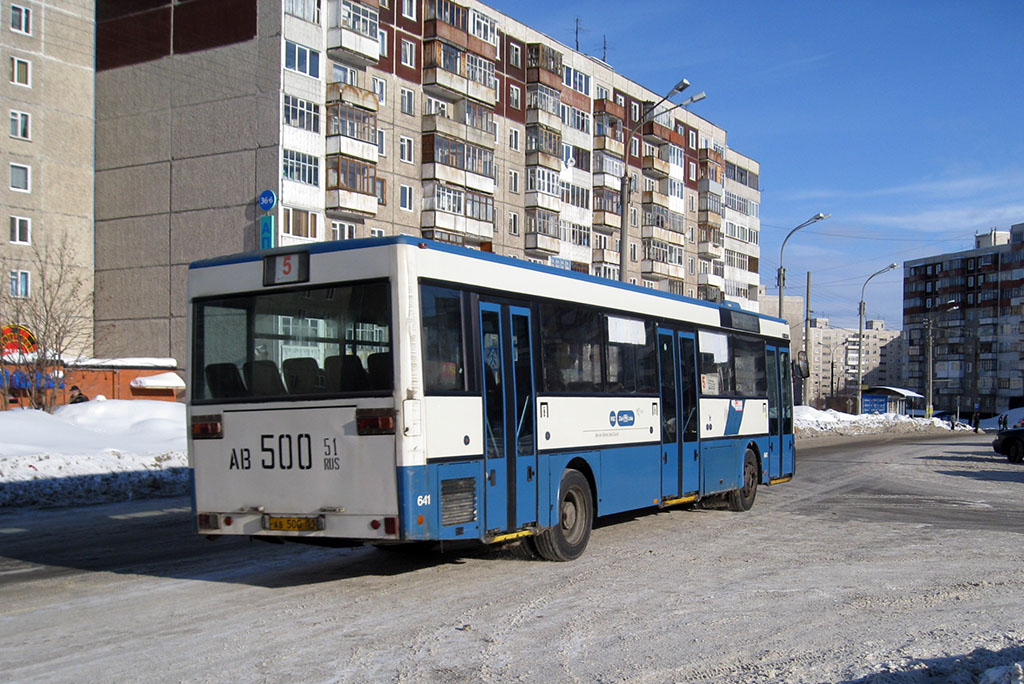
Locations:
263;516;321;532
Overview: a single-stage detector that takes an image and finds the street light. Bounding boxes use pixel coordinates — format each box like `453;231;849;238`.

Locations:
776;213;830;320
619;77;692;283
856;262;899;413
679;91;707;108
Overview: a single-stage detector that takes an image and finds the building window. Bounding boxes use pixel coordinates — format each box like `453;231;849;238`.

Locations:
285;41;320;78
284;0;320;24
509;84;521;109
402;0;416;21
401;39;416;68
688;161;697;181
366;77;384;105
9;110;30;140
326;154;375;194
509;43;521;68
332;221;356;240
9;216;30;244
630;136;639;157
378;28;388;56
334;63;357;86
400;135;414;163
508;211;520;235
282;207;318;238
326;100;376;143
509;127;520;151
283;95;320;132
400;87;414;114
282;149;319;186
508;169;519;193
370;227;385;238
9;270;29;298
375;178;386;204
377;129;386;155
10;4;31;34
400;184;414;211
595;84;609;100
630;206;637;227
10;57;30;86
631;101;640;122
10;163;29;191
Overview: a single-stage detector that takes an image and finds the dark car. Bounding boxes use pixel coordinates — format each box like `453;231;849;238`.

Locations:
992;427;1024;463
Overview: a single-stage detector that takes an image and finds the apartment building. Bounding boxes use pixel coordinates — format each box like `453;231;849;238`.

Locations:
92;0;762;363
2;0;95;355
903;225;1024;416
805;317;904;408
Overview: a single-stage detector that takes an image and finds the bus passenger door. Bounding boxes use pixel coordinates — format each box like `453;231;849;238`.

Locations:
766;345;783;479
480;302;537;535
678;332;700;496
658;330;680;499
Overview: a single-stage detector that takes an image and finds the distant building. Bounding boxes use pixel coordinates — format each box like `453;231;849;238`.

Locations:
804;318;904;409
903;224;1024;416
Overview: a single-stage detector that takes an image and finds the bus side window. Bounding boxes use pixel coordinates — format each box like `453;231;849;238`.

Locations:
420;285;466;392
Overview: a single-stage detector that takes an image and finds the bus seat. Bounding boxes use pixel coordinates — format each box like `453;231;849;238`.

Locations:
326;354;369;392
205;362;247;398
282;357;326;394
244;360;287;396
367;352;393;389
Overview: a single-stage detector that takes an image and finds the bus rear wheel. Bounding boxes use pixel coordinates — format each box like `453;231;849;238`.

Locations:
534;469;592;561
727;449;759;512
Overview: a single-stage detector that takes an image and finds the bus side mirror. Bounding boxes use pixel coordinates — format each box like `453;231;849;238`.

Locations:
793;351;810;379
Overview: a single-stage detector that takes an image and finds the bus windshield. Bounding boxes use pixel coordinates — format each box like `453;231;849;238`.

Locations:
192;280;392;402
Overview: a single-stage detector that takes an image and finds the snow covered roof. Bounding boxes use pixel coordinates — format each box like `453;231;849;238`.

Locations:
129;372;185;390
867;386;924;399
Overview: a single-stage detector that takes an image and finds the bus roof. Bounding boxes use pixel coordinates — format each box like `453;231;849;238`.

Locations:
188;236;787;327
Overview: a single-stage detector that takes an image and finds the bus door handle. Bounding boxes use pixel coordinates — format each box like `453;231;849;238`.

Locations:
527;466;534;482
488;469;497;486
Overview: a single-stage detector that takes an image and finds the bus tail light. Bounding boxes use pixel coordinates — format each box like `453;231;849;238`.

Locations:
356;408;396;435
192;414;223;439
197;513;220;530
384;516;398;535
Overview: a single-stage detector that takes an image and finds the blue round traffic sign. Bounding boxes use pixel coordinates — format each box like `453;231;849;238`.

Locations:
258;189;277;212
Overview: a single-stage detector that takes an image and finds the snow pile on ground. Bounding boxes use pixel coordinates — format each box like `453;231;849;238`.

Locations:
0;400;187;507
980;661;1024;684
793;405;967;438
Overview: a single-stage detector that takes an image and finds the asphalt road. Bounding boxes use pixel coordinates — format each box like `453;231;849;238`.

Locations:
1;430;1021;683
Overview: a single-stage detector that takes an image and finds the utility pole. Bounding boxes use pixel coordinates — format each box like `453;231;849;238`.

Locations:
804;272;812;405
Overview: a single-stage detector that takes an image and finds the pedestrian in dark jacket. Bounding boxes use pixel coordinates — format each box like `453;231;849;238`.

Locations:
69;385;89;404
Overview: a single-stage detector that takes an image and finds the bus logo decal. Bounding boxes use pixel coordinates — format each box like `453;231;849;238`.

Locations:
616;410;635;427
609;411;617;426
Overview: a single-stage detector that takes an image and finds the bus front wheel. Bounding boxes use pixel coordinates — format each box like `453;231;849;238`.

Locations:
534;469;593;561
727;449;759;512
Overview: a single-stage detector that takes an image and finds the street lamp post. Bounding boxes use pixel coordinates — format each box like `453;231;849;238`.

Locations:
619;78;693;283
776;213;830;319
925;301;959;418
856;262;899;413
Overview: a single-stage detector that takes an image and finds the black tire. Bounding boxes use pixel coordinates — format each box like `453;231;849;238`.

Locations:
1009;440;1024;464
727;449;759;512
534;469;593;561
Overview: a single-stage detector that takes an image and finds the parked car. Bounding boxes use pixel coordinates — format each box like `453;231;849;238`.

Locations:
991;427;1024;463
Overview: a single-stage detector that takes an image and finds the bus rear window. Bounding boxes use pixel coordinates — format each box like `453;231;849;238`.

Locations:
192;281;392;402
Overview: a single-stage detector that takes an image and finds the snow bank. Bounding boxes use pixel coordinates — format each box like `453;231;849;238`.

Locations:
0;400;187;507
793;405;963;438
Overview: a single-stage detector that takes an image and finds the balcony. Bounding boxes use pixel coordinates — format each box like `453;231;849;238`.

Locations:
422;114;494;151
642;120;672;145
421;162;495;195
642;259;683;281
698;272;725;289
525;190;561;213
592;247;618;264
698;241;723;259
525;107;561;131
326;189;378;218
525;232;560;255
525;66;562;91
593;134;625;159
327;81;378;111
698;209;722;229
525;150;561;172
421;211;494;242
642;189;669;208
642;155;669;179
423;62;497;106
699;147;724;166
326;4;381;67
593;210;621;232
594;98;626;122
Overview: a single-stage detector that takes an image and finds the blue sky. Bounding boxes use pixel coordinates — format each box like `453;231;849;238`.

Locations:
485;0;1024;328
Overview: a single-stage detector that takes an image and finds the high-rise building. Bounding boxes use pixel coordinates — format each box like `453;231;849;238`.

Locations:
2;0;95;355
91;0;762;363
805;317;904;408
903;225;1024;416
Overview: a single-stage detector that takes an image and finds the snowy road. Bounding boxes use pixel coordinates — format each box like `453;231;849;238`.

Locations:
1;431;1022;683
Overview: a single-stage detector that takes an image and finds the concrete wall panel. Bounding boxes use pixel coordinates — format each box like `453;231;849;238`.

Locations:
95;163;170;220
95;215;170;270
94;318;171;359
95;265;170;320
170;150;255;213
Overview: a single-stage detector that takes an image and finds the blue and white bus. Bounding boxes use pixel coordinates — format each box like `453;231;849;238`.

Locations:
188;237;795;560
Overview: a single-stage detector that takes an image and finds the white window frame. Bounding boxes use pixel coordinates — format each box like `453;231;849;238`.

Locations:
9;270;30;298
400;87;414;115
508;211;520;236
400;184;414;211
509;43;521;69
401;39;416;68
402;0;416;21
10;163;30;192
508;169;520;194
372;76;387;105
332;220;356;240
509;127;520;151
10;110;30;140
10;56;30;87
509;84;521;110
281;149;319;186
333;63;357;86
377;129;386;156
631;102;640;121
9;215;30;244
282;206;319;238
378;28;388;57
369;227;385;238
283;95;320;133
284;41;320;79
10;4;31;34
399;135;414;163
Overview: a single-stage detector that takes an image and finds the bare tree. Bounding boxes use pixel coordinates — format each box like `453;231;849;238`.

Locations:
1;236;93;412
